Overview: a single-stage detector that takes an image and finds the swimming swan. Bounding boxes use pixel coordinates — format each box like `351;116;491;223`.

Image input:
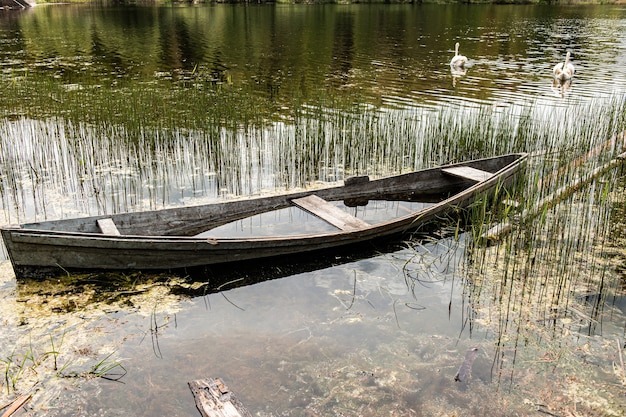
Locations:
553;51;575;81
450;42;468;68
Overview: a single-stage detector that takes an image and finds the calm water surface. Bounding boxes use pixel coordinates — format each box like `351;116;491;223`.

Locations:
2;4;626;111
1;4;626;417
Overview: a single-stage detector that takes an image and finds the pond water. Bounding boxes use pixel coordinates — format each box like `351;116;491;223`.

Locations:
1;4;626;417
3;5;626;106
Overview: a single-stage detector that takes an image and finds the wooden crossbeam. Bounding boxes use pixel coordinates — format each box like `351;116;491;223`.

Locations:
441;166;494;182
97;218;121;236
292;195;370;231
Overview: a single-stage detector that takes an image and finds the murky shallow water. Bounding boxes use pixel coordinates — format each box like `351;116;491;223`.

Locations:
5;233;550;417
1;235;480;416
4;215;625;416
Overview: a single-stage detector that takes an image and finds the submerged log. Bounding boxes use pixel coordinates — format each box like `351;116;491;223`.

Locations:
188;378;252;417
454;347;479;382
484;131;626;244
484;150;626;244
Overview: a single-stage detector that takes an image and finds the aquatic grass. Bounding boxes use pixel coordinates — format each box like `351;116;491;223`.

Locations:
0;338;43;395
2;85;626;315
455;159;626;412
370;94;626;413
2;93;625;226
1;350;25;394
0;71;279;132
0;324;130;395
1;93;625;416
87;352;127;382
46;332;64;372
1;336;59;394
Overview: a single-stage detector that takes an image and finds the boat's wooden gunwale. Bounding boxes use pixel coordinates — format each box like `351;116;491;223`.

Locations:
18;172;450;236
15;154;520;236
0;153;527;278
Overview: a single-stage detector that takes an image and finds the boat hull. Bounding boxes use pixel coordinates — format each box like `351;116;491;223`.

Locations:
1;154;527;279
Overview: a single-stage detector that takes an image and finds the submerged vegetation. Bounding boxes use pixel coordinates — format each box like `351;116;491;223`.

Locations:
459;165;626;416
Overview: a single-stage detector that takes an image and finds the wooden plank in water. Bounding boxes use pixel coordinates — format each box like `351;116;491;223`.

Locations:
441;166;493;182
1;394;32;417
188;378;252;417
97;218;121;236
291;195;370;231
454;347;479;382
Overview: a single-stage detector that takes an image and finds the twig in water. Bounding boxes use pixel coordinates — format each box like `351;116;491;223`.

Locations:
55;263;72;278
220;292;245;311
392;299;400;329
150;307;163;359
454;346;479;382
216;278;245;291
346;271;357;311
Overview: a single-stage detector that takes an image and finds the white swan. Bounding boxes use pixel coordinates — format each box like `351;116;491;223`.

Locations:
450;42;468;68
553;51;575;81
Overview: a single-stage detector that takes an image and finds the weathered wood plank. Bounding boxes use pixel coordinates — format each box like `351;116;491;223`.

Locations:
441;166;493;182
454;347;479;382
292;195;370;231
1;394;31;417
188;378;252;417
97;218;121;236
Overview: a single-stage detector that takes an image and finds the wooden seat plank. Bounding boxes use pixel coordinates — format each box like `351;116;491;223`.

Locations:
97;218;121;236
292;195;370;231
441;166;494;182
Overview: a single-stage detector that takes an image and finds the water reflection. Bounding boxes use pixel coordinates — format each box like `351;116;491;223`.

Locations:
2;4;626;111
450;65;467;87
328;10;355;89
551;77;573;97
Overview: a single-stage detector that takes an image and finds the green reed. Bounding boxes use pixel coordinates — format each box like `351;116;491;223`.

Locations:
87;352;127;382
2;93;625;224
441;98;626;414
1;329;126;395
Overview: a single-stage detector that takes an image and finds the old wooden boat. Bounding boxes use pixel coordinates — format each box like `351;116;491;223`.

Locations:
1;153;527;279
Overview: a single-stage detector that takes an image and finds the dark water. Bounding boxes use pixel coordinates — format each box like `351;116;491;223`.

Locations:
1;4;626;111
1;4;626;417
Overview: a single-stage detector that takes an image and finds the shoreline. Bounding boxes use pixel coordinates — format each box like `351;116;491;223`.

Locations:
3;0;626;7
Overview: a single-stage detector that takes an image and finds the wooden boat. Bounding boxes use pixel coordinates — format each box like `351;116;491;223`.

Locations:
1;153;527;279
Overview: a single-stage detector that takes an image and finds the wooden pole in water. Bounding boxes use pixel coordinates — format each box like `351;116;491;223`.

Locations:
539;130;626;189
483;130;626;243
